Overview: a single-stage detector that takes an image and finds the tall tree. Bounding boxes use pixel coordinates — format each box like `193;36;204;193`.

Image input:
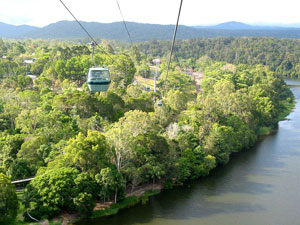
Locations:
0;173;18;222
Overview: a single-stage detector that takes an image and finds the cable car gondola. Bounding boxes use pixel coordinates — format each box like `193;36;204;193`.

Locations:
87;67;111;93
60;0;183;95
157;100;163;107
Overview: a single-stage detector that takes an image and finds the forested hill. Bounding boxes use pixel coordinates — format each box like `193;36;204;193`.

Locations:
2;20;300;41
0;22;38;38
20;21;192;41
195;21;292;30
135;37;300;78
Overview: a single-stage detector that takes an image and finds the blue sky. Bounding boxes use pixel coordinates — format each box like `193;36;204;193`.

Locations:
1;0;300;27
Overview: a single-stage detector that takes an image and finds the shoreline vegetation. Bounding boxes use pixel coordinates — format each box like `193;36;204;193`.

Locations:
0;39;295;225
5;99;295;225
87;101;295;223
72;92;296;225
82;78;296;224
52;98;293;225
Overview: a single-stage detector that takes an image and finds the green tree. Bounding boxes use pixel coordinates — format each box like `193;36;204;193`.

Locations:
7;159;32;180
109;54;136;88
31;56;49;75
17;136;48;171
95;166;125;203
131;132;168;185
16;75;33;90
62;130;109;176
0;134;25;171
24;167;97;219
137;62;151;78
105;110;156;173
73;172;97;215
0;173;18;222
130;45;142;65
204;123;235;164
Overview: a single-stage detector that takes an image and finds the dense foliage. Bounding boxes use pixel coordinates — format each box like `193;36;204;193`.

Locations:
0;39;293;220
24;168;97;219
136;37;300;78
0;173;19;222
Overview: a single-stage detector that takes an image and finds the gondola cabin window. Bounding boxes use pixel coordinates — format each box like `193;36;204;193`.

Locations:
87;67;111;92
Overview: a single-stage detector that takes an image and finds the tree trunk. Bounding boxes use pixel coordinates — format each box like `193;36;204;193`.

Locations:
10;117;14;130
152;177;155;189
114;188;118;203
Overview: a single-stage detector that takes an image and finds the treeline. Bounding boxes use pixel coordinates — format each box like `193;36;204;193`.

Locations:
0;40;293;222
135;37;300;78
3;37;300;79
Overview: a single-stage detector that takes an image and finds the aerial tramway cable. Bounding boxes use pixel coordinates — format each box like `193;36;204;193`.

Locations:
115;0;133;45
59;0;115;63
165;0;184;83
59;0;183;94
59;0;113;92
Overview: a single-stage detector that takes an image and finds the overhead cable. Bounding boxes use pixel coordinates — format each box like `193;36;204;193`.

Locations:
59;0;115;62
165;0;184;82
115;0;133;45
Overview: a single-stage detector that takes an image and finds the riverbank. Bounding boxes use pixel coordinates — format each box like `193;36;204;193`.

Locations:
92;183;162;217
75;97;297;225
12;98;296;225
10;72;295;225
36;183;164;225
258;99;296;136
77;80;300;225
68;185;163;225
91;189;161;219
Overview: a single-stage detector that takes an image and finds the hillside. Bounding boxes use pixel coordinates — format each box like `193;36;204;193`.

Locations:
21;20;199;41
2;20;300;41
210;21;254;29
0;22;38;38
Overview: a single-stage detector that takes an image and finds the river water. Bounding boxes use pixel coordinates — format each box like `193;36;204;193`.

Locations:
80;80;300;225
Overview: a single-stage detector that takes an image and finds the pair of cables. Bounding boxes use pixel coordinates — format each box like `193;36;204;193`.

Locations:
59;0;184;82
59;0;132;61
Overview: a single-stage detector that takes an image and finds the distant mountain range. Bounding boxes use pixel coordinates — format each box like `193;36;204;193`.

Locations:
1;20;300;41
192;21;297;30
0;22;39;38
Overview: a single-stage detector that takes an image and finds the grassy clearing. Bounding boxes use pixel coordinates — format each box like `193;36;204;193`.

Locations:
92;196;139;218
135;74;162;90
258;126;273;136
135;76;155;87
92;189;161;219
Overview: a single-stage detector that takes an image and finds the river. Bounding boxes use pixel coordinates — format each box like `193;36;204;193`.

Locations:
80;80;300;225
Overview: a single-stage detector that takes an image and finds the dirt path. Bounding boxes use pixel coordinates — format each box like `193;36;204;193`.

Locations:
126;183;163;197
193;71;204;93
91;182;163;213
